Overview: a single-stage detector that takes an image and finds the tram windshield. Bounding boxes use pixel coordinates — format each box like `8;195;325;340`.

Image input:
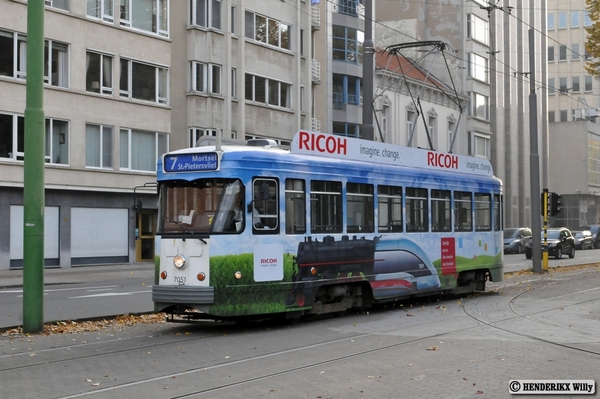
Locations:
157;179;244;235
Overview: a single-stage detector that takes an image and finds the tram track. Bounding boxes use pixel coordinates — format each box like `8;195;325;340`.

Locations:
462;270;600;357
3;268;600;398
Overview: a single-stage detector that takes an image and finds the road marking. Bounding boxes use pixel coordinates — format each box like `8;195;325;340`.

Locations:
69;290;150;299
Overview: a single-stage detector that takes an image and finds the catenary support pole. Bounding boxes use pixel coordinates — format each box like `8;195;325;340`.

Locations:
361;0;374;141
528;29;543;273
23;0;46;333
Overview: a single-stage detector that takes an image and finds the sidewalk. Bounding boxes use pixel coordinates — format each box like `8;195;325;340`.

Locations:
0;263;156;289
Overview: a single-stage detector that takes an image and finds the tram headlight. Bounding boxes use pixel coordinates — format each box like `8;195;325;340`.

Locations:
173;254;187;269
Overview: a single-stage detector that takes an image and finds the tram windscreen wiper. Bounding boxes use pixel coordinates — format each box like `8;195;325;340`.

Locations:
166;217;208;244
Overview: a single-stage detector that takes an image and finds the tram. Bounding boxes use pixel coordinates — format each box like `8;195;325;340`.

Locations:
152;130;503;322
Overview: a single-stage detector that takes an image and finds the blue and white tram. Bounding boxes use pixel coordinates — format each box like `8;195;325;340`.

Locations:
152;131;503;321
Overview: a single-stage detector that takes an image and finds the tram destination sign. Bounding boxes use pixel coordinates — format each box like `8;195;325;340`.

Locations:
163;152;219;172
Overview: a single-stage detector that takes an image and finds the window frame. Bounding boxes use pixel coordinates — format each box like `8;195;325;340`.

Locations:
120;58;169;104
245;73;291;109
310;180;342;234
87;0;114;22
244;11;291;51
120;0;170;38
85;123;114;169
119;127;168;172
189;0;222;30
86;50;113;95
285;178;306;234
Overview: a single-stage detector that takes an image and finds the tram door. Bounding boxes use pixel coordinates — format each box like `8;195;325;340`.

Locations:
136;210;157;262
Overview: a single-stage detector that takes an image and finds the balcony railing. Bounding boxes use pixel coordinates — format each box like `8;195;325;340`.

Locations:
311;59;321;84
311;4;320;30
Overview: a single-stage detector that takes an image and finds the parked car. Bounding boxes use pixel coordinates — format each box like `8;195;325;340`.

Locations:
525;227;575;259
503;227;532;254
586;225;600;249
572;230;593;250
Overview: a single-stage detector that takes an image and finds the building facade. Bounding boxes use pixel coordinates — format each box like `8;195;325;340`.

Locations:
546;0;600;229
0;0;313;270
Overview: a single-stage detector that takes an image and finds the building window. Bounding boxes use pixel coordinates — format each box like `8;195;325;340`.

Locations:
120;0;169;37
86;51;113;94
560;110;568;121
87;0;114;22
467;14;489;46
548;77;555;94
0;29;28;79
244;11;290;51
86;123;113;169
245;74;291;109
231;5;236;35
470;132;490;159
44;40;69;87
584;10;592;27
0;115;69;165
406;109;416;147
119;128;167;172
548;45;554;62
547;12;555;30
558;12;567;29
190;61;221;94
46;0;69;11
0;112;24;160
189;127;218;147
470;92;489;121
469;53;488;83
571;11;580;28
120;58;169;104
45;118;69;164
585;75;593;92
548;110;555;122
332;74;361;107
332;25;364;65
332;122;360;138
559;45;567;61
189;0;221;30
231;68;236;98
572;76;580;93
572;44;580;60
427;114;437;148
559;77;568;93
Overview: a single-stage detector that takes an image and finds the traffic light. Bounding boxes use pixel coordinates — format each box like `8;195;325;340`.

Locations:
549;192;561;216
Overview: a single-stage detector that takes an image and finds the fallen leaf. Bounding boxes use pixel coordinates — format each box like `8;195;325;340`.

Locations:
426;346;439;351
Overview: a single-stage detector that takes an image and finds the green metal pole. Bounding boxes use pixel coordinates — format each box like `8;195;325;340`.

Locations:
22;0;45;333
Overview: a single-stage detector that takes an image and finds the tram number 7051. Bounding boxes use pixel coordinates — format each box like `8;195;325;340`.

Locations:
174;276;186;285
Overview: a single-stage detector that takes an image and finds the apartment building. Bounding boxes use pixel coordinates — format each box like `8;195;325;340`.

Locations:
0;0;312;270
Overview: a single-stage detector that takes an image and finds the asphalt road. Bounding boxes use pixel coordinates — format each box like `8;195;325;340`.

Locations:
1;265;599;399
0;278;154;330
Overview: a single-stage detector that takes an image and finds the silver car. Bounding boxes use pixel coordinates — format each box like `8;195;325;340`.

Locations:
503;227;532;254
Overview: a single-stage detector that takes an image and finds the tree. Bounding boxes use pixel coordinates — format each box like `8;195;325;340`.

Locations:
585;0;600;77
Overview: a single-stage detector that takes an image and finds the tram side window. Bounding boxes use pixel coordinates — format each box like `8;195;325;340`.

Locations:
432;189;451;232
310;180;342;233
285;179;306;234
406;187;428;232
378;185;402;232
253;178;279;232
346;183;374;233
454;191;472;232
493;194;502;231
475;193;492;231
